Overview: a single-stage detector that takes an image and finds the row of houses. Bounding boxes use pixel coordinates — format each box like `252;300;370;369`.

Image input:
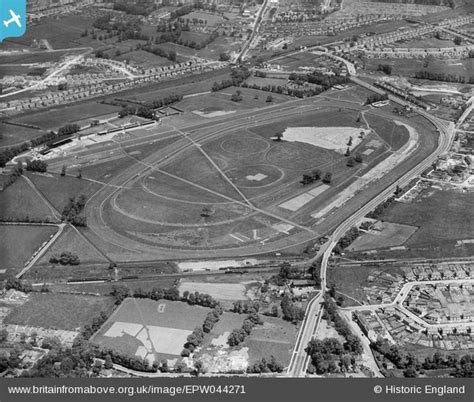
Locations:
0;60;222;113
363;45;474;59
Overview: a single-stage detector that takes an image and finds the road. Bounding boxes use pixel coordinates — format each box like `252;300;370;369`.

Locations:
0;48;92;99
237;0;269;62
286;72;457;377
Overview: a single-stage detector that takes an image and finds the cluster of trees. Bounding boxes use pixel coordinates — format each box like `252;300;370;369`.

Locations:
0;346;24;373
308;260;322;288
366;196;395;219
49;252;80;266
117;94;183;119
182;327;206;357
57;124;80;137
5;278;32;293
231;90;243;102
110;284;219;309
0;127;79;168
211;67;251;92
231;300;260;314
182;306;223;356
25;159;48;173
79;311;110;341
228;312;263;346
365;93;389;105
300;169;321;186
422;352;472;378
377;64;392;75
414;71;467;84
0;163;22;191
93;15;145;42
289;71;350;90
346;153;363;167
95;346;155;373
241;81;322;98
281;294;305;323
271;262;302;286
323;296;362;354
306;337;357;374
334;226;360;253
61;195;87;227
246;356;283;373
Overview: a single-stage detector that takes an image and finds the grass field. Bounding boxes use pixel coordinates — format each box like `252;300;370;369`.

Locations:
11;102;120;131
363;57;474;81
178;281;247;301
0;224;57;275
5;15;98;49
27;173;101;212
327;264;405;304
244;315;297;366
0;123;46;149
365;112;410;151
91;298;211;361
0;177;56;222
4;293;115;331
36;225;107;265
379;189;474;248
348;222;418;251
114;51;177;68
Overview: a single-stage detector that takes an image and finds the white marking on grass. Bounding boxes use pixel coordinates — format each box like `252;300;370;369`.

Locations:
193;110;236;118
246;173;267;182
230;234;246;243
272;223;294;234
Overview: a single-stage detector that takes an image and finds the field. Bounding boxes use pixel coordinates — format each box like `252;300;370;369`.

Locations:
348;222;418;252
380;188;474;249
327;264;405;304
26;173;102;212
0;224;57;275
11;102;120;131
4;293;115;331
114;51;178;68
91;298;211;362
364;112;410;152
178;281;248;301
0;123;46;149
0;177;56;222
244;315;298;366
36;225;108;266
4;15;99;49
73;100;409;254
363;57;474;81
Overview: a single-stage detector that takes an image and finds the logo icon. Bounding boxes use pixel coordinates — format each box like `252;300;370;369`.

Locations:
1;0;26;42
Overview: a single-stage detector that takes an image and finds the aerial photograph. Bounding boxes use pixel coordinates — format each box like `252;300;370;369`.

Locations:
0;0;472;396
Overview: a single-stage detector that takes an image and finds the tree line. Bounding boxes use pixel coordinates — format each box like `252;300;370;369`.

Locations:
61;195;87;227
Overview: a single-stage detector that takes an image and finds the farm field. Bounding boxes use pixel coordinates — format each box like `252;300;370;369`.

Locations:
26;173;102;212
379;188;474;248
244;315;298;366
0;224;57;276
11;102;120;131
0;123;46;149
0;177;56;222
363;57;474;81
178;281;248;301
4;293;115;331
0;49;85;65
114;51;180;67
4;15;99;49
348;222;418;252
91;298;211;362
327;264;405;304
36;225;108;266
395;37;457;49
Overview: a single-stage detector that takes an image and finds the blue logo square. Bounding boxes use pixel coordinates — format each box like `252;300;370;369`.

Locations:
1;0;26;42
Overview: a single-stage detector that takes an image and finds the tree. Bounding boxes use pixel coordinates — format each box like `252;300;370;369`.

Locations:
231;90;243;102
322;172;332;184
104;354;113;369
346;157;355;167
0;329;8;343
266;95;273;103
274;132;283;142
60;165;66;177
354;153;363;163
26;159;48;173
454;36;462;46
77;168;82;179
